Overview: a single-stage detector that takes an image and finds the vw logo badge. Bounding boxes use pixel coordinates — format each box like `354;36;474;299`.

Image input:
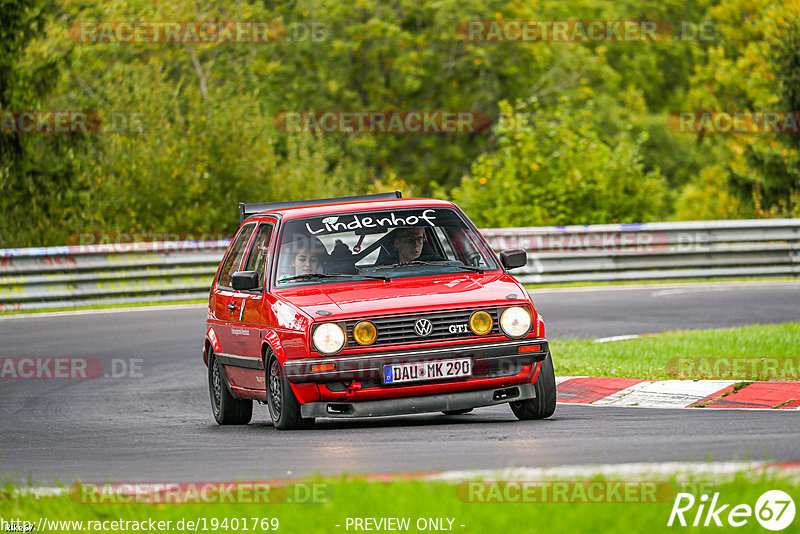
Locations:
414;318;433;337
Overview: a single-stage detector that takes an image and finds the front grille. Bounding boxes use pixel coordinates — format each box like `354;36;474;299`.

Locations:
344;308;501;347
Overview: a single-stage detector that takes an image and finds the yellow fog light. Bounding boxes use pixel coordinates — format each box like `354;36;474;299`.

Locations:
353;321;377;345
469;311;493;335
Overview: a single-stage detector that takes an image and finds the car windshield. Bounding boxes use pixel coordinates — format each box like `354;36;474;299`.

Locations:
274;207;499;286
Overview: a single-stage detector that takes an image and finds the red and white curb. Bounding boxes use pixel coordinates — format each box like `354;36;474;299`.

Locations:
556;376;800;409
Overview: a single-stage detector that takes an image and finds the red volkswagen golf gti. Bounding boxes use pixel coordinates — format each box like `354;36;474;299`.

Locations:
203;192;555;429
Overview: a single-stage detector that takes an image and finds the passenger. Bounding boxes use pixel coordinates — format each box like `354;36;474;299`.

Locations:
278;236;327;281
292;246;320;276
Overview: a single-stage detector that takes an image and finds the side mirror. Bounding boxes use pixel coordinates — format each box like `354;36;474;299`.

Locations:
232;271;260;291
499;249;527;270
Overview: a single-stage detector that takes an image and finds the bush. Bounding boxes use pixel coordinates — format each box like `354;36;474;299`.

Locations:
448;100;666;227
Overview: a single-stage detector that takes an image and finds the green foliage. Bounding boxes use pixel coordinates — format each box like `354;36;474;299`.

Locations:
681;0;800;218
82;89;368;237
0;0;84;247
3;0;800;247
448;100;665;227
673;165;746;220
252;0;610;191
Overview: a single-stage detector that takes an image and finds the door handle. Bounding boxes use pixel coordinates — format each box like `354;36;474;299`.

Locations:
227;303;238;312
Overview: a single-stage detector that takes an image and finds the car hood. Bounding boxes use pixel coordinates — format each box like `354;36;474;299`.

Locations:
274;273;529;319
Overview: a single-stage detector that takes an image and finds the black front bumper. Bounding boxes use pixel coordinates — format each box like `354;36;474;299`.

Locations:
283;338;548;383
300;382;537;418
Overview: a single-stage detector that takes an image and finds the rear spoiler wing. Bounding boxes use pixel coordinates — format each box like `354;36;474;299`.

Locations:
239;191;402;223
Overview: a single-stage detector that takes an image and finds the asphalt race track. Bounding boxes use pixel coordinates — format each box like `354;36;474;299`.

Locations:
531;281;800;339
1;281;798;484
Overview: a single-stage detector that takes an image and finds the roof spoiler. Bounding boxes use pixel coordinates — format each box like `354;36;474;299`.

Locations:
239;191;403;223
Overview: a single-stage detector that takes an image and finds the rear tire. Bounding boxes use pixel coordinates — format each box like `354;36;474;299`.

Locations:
266;353;315;430
208;350;253;425
510;352;556;420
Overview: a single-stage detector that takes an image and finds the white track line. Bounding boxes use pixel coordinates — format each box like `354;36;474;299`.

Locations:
426;461;800;482
591;381;654;405
530;280;800;294
594;334;649;343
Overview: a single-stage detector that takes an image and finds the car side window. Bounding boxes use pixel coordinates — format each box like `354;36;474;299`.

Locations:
217;223;256;289
244;223;274;288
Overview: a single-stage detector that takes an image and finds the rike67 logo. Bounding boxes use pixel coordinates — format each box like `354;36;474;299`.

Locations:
668;490;795;530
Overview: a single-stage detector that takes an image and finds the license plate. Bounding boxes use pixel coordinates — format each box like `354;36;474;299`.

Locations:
383;358;472;384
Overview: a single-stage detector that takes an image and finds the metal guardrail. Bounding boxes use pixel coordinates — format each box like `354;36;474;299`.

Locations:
0;242;228;311
482;219;800;284
1;220;798;310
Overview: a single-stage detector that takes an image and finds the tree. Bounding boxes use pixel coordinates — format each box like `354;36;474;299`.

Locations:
447;99;666;227
0;0;84;246
680;0;800;217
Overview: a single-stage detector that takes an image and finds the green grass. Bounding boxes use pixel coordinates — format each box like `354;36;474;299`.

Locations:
551;322;800;380
526;276;798;289
0;299;206;316
1;473;797;533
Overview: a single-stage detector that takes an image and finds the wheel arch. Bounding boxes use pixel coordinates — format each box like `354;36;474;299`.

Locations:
261;330;319;405
261;329;287;367
204;326;222;366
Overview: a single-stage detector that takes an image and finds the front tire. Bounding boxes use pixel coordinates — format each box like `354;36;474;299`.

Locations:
266;353;314;430
510;352;556;420
208;350;253;425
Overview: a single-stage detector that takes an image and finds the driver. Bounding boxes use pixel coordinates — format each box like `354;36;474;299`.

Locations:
394;227;425;263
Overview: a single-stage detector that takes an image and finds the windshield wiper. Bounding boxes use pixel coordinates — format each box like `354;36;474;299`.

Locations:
373;260;484;273
281;272;389;283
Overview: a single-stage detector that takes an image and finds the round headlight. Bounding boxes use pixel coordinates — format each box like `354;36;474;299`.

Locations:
469;311;493;335
500;307;531;338
312;323;346;354
353;321;377;345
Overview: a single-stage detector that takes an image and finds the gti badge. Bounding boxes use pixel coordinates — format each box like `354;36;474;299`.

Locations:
414;318;433;337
